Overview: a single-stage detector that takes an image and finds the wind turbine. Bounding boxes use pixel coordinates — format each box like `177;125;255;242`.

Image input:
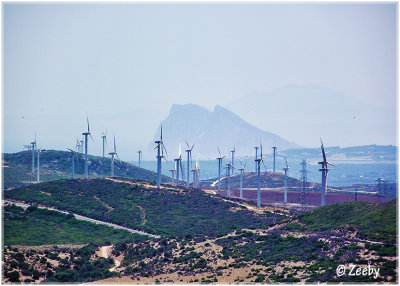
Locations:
154;126;167;189
185;141;194;188
80;139;84;154
283;157;289;204
138;150;142;167
319;139;334;206
272;146;277;172
254;145;259;172
255;142;267;208
192;157;200;188
67;148;79;179
75;139;81;153
109;136;119;177
170;167;176;185
101;131;107;158
174;145;184;186
230;146;235;175
225;163;232;197
238;159;246;200
216;147;225;193
36;148;41;183
23;144;32;151
31;134;37;174
82;117;93;179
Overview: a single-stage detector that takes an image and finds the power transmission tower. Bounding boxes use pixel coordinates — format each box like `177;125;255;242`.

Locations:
297;159;310;212
376;177;384;203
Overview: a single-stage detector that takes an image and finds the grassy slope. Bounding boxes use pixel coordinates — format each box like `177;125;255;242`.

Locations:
4;178;278;238
299;200;397;242
3;150;170;189
200;172;319;189
3;205;143;246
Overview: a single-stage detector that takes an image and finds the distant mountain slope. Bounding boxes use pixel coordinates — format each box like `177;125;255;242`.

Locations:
226;85;396;147
148;104;299;159
3;150;169;189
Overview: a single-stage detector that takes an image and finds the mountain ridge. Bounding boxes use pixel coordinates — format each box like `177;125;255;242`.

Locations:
149;104;299;159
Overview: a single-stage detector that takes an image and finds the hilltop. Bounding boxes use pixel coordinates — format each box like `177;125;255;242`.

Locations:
200;171;319;190
2;150;170;189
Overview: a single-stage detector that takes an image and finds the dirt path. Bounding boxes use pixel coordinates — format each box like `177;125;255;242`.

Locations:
97;245;121;272
105;178;170;190
3;200;160;239
135;204;147;226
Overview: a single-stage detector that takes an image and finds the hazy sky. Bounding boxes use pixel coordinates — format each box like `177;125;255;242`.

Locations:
3;3;397;160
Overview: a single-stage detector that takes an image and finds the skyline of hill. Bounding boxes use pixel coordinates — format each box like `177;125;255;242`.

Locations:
148;104;299;160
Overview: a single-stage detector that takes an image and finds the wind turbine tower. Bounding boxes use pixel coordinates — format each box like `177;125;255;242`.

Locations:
80;139;84;153
254;146;259;172
82;117;93;179
170;168;176;185
191;161;200;188
154;126;167;189
138;150;142;167
109;137;119;177
101;131;107;158
238;159;246;199
216;147;225;193
36;149;40;183
67;148;79;179
376;177;384;199
283;157;289;204
231;147;235;175
255;143;267;208
319;139;334;207
185;141;194;188
30;135;37;174
226;163;232;197
272;146;277;172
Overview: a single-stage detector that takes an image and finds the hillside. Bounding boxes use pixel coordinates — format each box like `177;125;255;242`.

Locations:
148;104;298;159
200;171;319;190
3;178;279;238
2;178;397;283
3;150;170;189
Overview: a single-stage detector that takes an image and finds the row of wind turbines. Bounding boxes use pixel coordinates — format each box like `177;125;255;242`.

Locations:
26;118;333;209
152;126;333;208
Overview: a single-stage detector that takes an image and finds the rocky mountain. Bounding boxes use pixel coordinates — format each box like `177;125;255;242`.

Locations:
148;104;299;160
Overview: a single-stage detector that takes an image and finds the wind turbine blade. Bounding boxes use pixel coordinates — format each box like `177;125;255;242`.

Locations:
162;143;168;157
238;159;243;166
222;156;226;159
262;160;267;170
185;140;189;148
87;117;90;133
89;133;94;142
160;125;163;141
154;142;161;150
217;146;222;157
285;157;288;168
114;137;116;153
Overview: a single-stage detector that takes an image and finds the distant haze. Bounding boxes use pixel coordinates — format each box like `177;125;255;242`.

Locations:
3;3;397;161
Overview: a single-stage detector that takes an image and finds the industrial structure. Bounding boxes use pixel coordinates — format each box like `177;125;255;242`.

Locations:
283;157;289;204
